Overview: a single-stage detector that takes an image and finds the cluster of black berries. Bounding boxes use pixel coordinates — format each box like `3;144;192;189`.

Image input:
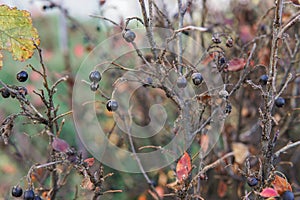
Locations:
1;71;28;99
89;70;118;112
12;186;42;200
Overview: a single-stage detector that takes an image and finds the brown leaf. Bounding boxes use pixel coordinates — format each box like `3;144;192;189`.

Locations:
272;175;292;195
176;152;192;182
232;142;249;164
199;134;209;153
227;58;246;72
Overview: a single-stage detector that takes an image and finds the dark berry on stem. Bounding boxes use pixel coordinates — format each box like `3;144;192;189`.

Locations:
16;71;28;82
106;99;118;112
123;30;136;43
212;36;221;44
176;76;187;88
259;74;268;85
89;70;101;82
219;57;226;65
247;177;258;187
1;88;10;98
34;195;43;200
226;37;233;48
275;97;285;107
225;104;232;114
24;189;35;200
191;72;203;86
282;191;294;200
12;186;23;197
90;83;99;92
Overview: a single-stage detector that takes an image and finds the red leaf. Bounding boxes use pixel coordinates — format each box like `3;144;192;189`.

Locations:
272;175;292;195
84;157;95;167
52;137;70;153
227;58;246;72
176;152;192;182
217;180;228;198
260;188;279;198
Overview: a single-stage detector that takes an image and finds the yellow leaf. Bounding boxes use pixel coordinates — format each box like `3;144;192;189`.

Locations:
0;5;40;64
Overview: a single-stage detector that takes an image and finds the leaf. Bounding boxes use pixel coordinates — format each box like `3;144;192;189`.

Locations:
272;175;292;195
227;58;246;72
176;152;192;182
217;180;227;198
291;0;300;5
84;157;95;167
232;142;249;164
199;134;209;153
260;188;279;198
52;137;70;153
0;5;40;64
81;176;95;191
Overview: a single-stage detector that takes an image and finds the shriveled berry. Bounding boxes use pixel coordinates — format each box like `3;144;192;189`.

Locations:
247;177;258;187
275;97;285;107
259;74;268;85
1;88;10;98
282;191;294;200
123;30;136;43
18;86;28;96
106;99;118;112
24;189;35;200
90;83;99;92
89;70;101;82
191;72;203;86
16;71;28;82
12;186;23;197
176;76;187;88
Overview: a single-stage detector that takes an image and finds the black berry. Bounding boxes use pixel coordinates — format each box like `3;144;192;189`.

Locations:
24;189;35;200
282;191;294;200
89;70;101;82
219;57;226;65
34;195;43;200
16;71;28;82
1;88;10;98
176;76;187;88
123;30;136;43
143;77;153;87
11;186;23;197
275;97;285;107
106;99;118;112
212;36;221;44
259;74;268;85
191;72;203;86
226;37;233;48
90;83;99;92
225;104;232;114
247;177;258;187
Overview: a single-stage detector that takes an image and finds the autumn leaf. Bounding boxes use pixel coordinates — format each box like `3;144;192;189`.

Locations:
232;142;249;164
176;152;192;182
0;5;40;66
260;188;279;198
227;58;246;72
52;137;70;153
84;157;95;167
272;175;292;195
217;180;227;198
291;0;300;5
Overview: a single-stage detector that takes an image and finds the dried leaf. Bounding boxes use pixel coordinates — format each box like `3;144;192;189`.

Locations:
0;5;40;63
272;175;292;195
52;137;70;153
81;176;95;191
199;134;209;153
291;0;300;5
176;152;192;182
232;142;249;164
260;188;279;198
148;186;164;199
227;58;246;72
84;157;95;167
217;180;227;198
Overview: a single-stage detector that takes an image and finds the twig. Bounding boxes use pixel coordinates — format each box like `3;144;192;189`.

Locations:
89;14;123;30
275;141;300;157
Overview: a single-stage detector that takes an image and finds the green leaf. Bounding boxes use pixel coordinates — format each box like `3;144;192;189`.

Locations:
0;5;40;67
